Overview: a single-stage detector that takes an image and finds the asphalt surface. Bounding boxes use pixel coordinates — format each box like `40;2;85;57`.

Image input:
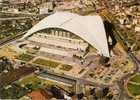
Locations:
0;32;26;47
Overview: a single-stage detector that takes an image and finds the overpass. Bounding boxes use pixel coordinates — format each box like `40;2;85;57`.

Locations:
36;70;105;93
37;70;96;86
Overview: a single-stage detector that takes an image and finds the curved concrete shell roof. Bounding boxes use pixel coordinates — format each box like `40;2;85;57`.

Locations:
22;12;110;57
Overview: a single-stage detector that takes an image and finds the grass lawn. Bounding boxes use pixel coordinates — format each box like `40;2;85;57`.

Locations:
17;53;34;62
0;47;17;58
127;83;140;96
19;75;46;90
19;75;40;85
33;58;59;68
60;64;72;71
130;74;140;83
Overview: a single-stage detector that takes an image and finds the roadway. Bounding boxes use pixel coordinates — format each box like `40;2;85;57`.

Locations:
113;18;140;100
38;70;99;86
0;66;36;89
0;17;31;21
1;9;140;97
37;70;107;93
0;31;26;47
101;9;140;72
113;25;140;73
0;11;40;16
39;70;76;85
0;15;102;94
100;9;140;99
0;11;53;18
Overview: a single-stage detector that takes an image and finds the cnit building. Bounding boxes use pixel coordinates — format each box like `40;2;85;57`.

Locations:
22;12;110;58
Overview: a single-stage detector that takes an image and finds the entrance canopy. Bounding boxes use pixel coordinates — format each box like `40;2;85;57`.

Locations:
22;12;110;57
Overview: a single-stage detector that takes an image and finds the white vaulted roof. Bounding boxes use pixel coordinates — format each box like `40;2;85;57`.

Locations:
22;12;110;57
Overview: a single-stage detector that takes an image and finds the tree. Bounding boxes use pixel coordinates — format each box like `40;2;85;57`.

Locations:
0;57;13;73
50;86;64;99
0;84;28;99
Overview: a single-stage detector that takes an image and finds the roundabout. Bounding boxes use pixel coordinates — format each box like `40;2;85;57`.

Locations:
125;73;140;98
